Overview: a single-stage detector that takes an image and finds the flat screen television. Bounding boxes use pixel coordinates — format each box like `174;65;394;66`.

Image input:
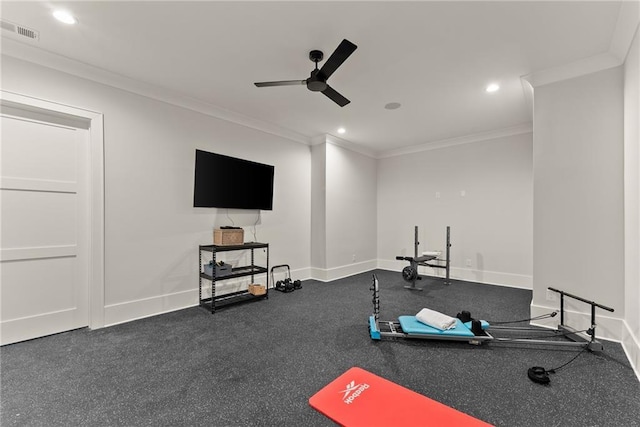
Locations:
193;149;274;210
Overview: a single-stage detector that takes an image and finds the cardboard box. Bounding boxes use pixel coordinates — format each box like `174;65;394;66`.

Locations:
248;284;266;296
214;228;244;246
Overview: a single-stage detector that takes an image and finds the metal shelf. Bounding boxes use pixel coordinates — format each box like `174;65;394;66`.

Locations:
200;242;269;252
199;291;267;309
199;265;268;281
198;242;269;313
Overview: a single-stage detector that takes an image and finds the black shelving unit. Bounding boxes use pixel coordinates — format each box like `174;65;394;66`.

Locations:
198;242;269;313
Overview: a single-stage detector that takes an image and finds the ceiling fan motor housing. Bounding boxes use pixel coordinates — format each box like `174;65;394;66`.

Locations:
307;69;328;92
307;51;328;91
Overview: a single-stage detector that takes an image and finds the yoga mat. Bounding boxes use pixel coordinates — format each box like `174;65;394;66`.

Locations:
309;367;493;427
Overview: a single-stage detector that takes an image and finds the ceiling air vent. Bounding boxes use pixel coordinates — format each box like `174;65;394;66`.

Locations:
0;19;39;41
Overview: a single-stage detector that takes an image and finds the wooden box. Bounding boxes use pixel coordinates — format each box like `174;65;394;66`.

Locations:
248;284;266;296
214;228;244;246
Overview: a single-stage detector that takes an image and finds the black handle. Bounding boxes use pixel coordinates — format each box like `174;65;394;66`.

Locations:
270;264;290;272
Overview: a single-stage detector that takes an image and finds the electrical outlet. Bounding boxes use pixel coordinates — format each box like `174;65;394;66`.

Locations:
546;289;557;302
465;258;472;267
352;254;356;262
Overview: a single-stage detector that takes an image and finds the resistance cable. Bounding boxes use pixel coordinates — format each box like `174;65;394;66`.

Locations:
528;345;590;385
488;311;558;325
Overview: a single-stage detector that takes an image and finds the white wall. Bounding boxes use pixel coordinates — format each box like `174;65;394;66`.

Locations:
623;27;640;375
377;132;533;288
310;138;378;280
532;66;624;340
310;143;326;270
325;141;377;276
1;55;311;326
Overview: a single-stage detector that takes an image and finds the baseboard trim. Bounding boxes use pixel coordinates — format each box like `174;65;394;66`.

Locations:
104;289;197;327
529;302;623;342
621;319;640;382
309;260;378;282
376;259;532;289
103;267;316;326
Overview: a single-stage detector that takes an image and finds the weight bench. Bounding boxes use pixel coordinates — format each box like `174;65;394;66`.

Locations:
309;367;492;426
396;226;451;290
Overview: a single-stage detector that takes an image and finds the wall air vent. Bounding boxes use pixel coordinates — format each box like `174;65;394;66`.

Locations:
0;19;39;41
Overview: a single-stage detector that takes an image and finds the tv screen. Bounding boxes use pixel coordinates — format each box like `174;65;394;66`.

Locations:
193;149;274;210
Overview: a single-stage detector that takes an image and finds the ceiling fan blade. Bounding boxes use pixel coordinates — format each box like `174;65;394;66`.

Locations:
254;80;306;87
319;39;357;80
321;85;350;107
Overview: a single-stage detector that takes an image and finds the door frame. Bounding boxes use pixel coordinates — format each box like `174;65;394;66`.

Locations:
1;90;105;330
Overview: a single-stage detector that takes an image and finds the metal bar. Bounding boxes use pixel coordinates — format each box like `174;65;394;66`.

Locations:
490;325;560;331
250;247;255;284
590;303;596;340
211;251;217;313
404;226;422;290
547;287;615;312
492;337;587;347
424;263;446;269
198;247;203;308
445;226;451;285
371;275;380;321
266;245;269;293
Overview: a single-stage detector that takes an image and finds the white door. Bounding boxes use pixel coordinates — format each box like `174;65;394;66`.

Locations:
1;110;90;345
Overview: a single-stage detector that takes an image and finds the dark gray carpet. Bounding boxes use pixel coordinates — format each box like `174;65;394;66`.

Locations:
2;270;639;426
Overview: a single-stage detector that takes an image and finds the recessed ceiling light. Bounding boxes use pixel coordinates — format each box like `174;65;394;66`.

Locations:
53;10;77;25
384;102;401;110
486;83;500;93
337;127;346;134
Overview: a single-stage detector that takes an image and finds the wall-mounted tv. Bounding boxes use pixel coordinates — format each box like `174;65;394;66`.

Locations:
193;149;274;210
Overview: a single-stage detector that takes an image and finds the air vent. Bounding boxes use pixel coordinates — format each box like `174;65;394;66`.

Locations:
0;19;39;41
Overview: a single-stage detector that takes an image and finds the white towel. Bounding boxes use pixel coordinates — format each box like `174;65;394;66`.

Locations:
422;251;441;257
415;308;457;331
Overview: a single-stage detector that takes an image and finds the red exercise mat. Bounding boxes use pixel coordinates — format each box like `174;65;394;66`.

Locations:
309;367;493;427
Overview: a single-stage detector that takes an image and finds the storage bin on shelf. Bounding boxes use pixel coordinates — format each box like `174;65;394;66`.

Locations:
248;284;266;296
204;262;232;277
214;228;244;246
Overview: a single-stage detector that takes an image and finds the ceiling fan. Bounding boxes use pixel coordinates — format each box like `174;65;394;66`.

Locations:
254;39;358;107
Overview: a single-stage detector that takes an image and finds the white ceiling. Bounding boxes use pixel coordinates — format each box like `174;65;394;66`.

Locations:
0;1;631;155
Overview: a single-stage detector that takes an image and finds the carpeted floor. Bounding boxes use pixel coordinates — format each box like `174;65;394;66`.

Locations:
1;270;639;426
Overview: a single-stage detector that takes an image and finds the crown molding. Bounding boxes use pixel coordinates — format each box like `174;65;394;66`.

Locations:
1;38;311;146
521;52;621;88
523;0;639;88
609;0;640;62
520;75;534;118
313;134;378;159
310;135;328;146
378;123;533;159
